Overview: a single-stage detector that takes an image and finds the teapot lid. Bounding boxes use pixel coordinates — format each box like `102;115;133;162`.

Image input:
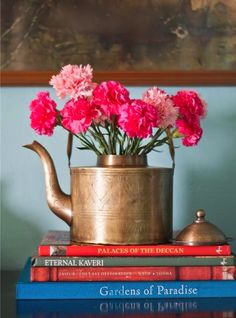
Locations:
173;209;230;246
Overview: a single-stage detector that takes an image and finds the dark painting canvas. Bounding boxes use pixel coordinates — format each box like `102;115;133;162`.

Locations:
1;0;236;84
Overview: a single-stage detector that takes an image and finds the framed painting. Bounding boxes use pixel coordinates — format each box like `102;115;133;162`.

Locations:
1;0;236;86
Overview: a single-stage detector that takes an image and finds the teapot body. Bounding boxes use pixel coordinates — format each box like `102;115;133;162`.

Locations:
70;166;173;245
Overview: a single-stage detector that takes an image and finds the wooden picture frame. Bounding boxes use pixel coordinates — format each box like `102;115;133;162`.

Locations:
1;70;236;86
1;1;236;86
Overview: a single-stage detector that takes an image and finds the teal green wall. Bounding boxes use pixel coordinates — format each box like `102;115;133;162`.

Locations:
1;86;236;270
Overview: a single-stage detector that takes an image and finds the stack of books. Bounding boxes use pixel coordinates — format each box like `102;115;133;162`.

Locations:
16;230;236;299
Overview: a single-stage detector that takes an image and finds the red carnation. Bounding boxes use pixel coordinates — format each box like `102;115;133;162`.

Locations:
172;90;207;147
60;98;98;134
29;91;57;136
172;90;207;122
93;81;130;120
176;119;203;147
118;99;159;138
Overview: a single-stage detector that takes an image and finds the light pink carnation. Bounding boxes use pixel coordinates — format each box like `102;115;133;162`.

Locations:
29;91;57;136
60;98;98;134
143;87;178;128
176;119;203;147
50;64;96;100
118;99;158;138
92;81;130;120
172;90;207;122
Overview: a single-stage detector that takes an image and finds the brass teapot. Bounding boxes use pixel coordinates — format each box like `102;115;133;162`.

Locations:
24;141;173;245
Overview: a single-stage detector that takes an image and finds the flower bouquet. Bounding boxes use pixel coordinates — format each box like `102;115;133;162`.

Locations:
29;64;207;165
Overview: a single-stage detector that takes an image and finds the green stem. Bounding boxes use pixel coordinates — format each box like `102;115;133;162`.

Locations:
142;137;169;155
58;124;99;154
106;122;117;154
78;134;102;155
131;138;142;154
96;125;109;143
140;129;165;154
119;132;127;154
90;125;110;154
125;137;136;154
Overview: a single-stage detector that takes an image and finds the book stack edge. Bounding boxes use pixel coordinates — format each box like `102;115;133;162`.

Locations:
16;230;236;300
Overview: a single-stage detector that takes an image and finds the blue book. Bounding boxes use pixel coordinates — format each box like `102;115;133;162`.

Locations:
16;259;236;300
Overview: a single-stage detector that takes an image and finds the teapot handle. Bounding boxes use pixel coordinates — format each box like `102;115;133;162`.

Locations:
67;132;73;168
165;128;175;171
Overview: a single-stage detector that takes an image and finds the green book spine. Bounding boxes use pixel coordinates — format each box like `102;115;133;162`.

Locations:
31;255;235;267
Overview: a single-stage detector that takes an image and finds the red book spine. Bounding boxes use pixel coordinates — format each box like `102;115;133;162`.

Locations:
30;266;236;282
31;266;176;282
178;266;236;280
38;246;51;256
38;244;231;257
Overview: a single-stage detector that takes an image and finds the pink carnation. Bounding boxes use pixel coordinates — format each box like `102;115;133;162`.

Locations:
50;64;96;100
92;81;130;120
176;119;203;147
172;90;207;122
118;99;158;138
60;98;98;134
143;87;178;128
29;91;57;136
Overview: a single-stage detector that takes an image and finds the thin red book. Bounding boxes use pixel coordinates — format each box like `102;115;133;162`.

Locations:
30;266;236;282
38;231;231;257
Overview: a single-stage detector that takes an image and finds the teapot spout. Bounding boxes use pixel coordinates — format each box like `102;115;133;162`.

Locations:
23;141;72;226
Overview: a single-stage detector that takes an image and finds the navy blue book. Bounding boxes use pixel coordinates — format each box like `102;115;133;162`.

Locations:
16;259;236;300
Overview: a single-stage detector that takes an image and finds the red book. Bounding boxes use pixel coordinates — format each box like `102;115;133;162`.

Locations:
39;243;231;257
38;231;231;257
65;245;231;257
30;266;236;282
